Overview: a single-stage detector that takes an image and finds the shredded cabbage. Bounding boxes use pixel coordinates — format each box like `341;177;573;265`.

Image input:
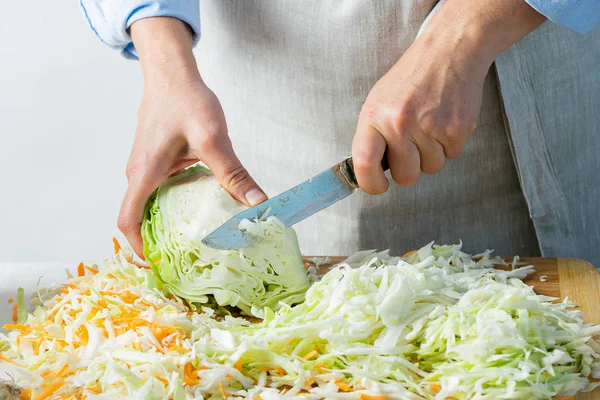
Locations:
142;165;310;315
1;242;599;399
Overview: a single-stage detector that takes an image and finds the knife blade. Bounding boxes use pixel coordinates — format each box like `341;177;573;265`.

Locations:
201;153;389;250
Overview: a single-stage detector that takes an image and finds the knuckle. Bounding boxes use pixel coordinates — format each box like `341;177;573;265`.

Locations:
364;106;380;124
419;113;442;135
442;120;471;160
467;121;478;134
364;103;410;133
444;124;467;147
222;164;251;190
117;214;133;235
197;120;226;150
352;149;379;174
445;116;476;140
125;162;140;182
389;105;411;133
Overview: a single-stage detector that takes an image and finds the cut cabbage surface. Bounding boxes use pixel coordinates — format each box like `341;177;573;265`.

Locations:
142;165;310;315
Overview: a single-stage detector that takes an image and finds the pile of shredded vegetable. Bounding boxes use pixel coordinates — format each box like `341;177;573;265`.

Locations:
1;241;600;399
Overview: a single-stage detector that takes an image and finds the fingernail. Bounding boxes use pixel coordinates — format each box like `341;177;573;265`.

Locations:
245;188;267;206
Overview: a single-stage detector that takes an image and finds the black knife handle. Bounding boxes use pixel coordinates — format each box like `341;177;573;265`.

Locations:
343;148;390;188
380;148;390;172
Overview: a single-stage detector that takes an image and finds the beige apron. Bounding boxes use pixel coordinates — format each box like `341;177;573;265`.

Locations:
194;0;571;258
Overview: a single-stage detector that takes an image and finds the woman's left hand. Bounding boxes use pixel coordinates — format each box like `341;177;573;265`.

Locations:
352;0;546;194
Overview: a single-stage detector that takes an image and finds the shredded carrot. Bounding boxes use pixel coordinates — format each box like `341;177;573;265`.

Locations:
56;363;70;377
336;380;350;392
235;358;243;372
183;362;200;386
129;260;151;269
7;297;14;304
402;249;417;257
84;265;99;275
155;375;169;385
34;379;64;400
305;377;315;387
76;325;89;345
40;370;52;379
219;381;229;398
0;353;24;367
262;366;286;375
77;262;85;277
358;395;390;400
315;363;326;372
166;344;188;354
62;283;77;289
302;349;319;360
113;237;121;254
430;383;441;392
12;303;18;323
21;388;32;400
3;324;29;333
84;387;101;394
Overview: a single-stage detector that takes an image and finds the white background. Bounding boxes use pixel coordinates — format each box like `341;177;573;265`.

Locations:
0;1;140;263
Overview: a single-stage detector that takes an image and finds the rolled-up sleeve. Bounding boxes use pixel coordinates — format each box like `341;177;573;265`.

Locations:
525;0;600;35
79;0;200;59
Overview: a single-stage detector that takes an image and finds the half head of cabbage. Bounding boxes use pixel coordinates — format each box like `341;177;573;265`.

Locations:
142;165;310;315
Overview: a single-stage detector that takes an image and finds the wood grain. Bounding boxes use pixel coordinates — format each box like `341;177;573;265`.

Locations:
302;256;600;400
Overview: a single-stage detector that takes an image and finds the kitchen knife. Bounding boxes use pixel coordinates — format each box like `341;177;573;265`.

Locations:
201;153;389;250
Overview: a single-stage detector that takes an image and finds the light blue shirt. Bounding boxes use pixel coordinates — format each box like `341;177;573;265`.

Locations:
79;0;201;59
80;0;599;59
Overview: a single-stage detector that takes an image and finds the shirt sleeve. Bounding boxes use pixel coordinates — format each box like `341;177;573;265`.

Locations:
525;0;600;35
79;0;200;60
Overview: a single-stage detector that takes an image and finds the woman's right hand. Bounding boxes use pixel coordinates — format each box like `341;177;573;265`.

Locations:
119;17;267;258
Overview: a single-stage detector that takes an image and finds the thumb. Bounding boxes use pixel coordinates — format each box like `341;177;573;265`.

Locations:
200;137;267;207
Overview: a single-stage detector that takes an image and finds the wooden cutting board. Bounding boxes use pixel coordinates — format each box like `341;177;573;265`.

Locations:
303;257;600;400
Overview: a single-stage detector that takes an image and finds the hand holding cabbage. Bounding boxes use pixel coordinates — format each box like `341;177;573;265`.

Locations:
141;165;310;315
119;17;267;257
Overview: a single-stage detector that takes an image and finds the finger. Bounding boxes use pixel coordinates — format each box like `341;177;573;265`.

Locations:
387;135;421;186
199;136;267;207
435;123;473;160
413;133;446;175
118;160;166;259
352;122;389;195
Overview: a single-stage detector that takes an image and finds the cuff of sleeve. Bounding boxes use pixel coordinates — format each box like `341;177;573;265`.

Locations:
79;0;200;60
123;0;201;60
525;0;600;35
